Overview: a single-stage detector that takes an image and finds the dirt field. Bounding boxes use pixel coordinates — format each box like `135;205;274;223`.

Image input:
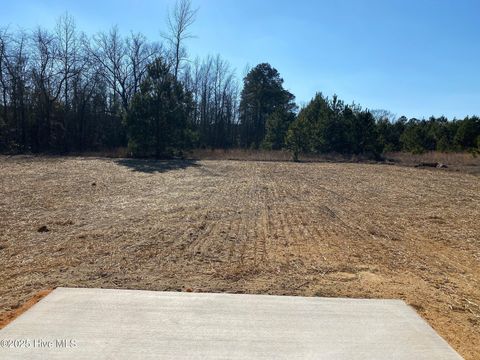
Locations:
0;156;479;358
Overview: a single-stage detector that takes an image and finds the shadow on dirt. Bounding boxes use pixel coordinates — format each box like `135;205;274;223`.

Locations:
115;159;200;174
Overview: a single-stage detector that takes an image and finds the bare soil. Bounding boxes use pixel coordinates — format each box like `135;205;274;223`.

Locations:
0;156;479;358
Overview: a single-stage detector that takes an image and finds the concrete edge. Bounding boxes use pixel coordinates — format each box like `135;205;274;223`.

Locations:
53;286;408;304
1;287;463;359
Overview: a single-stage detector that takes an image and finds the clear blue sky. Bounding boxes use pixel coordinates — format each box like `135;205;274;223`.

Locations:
1;0;479;119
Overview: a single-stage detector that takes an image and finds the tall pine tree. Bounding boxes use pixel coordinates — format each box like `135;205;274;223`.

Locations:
127;58;193;158
239;63;295;148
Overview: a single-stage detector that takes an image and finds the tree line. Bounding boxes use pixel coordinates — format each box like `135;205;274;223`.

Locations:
1;1;479;158
0;1;239;156
284;95;480;160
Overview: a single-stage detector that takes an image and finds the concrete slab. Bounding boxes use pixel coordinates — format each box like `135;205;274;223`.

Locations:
0;287;462;359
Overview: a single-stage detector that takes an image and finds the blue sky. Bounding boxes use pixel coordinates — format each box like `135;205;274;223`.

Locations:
1;0;479;119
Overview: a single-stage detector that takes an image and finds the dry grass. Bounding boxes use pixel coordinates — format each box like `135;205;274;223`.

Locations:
66;147;130;158
386;151;480;175
0;155;479;358
189;148;294;161
189;148;381;163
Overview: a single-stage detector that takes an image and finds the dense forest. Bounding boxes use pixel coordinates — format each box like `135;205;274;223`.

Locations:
1;0;479;158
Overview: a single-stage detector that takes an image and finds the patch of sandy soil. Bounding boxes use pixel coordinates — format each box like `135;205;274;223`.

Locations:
0;156;479;358
0;289;52;328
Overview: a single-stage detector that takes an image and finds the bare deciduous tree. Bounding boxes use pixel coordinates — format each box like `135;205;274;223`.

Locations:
163;0;197;80
126;32;161;98
56;12;83;111
0;28;10;129
371;109;397;123
184;54;239;148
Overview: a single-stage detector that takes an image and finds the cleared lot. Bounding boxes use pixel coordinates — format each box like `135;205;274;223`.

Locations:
0;156;479;358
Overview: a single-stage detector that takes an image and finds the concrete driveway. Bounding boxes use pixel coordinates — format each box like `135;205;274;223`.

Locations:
0;288;462;359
